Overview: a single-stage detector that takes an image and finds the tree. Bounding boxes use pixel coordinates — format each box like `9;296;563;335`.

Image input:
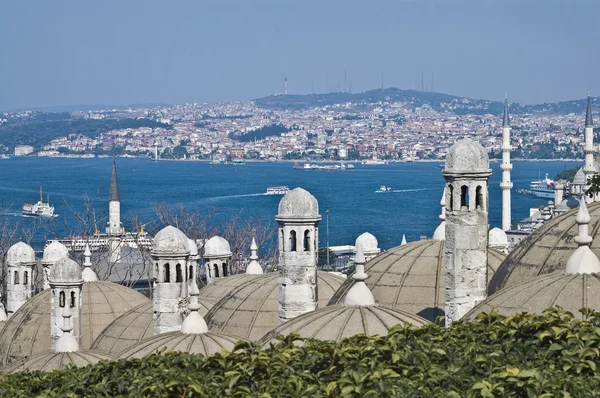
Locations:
317;247;335;270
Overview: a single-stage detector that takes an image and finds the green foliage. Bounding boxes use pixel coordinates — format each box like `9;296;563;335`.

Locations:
229;124;289;142
317;246;335;269
5;308;600;396
556;166;580;182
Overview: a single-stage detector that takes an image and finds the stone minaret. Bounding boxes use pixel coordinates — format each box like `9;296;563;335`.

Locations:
151;226;190;334
584;93;595;180
6;242;36;317
276;188;321;323
443;139;491;326
500;95;513;231
48;257;83;349
106;157;125;263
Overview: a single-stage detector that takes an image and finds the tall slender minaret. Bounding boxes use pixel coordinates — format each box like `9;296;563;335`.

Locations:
583;92;595;180
106;157;124;263
500;94;513;231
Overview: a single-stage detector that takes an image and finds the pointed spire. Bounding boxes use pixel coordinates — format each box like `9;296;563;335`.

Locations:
81;243;98;282
586;92;593;127
401;234;407;245
344;245;375;306
439;187;446;221
566;197;600;274
54;305;79;352
180;281;209;334
502;93;510;127
109;156;120;202
245;237;263;274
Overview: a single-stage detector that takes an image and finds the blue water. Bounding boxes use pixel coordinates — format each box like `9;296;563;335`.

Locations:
0;158;581;250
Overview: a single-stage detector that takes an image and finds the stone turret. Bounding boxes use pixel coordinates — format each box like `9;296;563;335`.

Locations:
6;242;36;317
48;257;83;349
203;236;232;283
443;139;491;326
276;188;321;323
42;241;70;290
500;94;513;231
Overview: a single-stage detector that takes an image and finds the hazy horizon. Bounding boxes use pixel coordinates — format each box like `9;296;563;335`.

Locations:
1;0;598;110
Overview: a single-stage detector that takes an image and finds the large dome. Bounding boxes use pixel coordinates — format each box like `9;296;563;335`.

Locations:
1;350;113;374
261;304;428;345
6;242;35;265
328;240;506;322
152;226;189;256
0;281;149;365
91;299;216;356
203;236;232;258
488;201;600;294
466;272;600;320
444;139;490;174
205;272;345;341
198;273;257;302
276;188;320;220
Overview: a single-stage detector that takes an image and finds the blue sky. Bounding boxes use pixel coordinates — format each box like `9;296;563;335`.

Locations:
0;0;598;110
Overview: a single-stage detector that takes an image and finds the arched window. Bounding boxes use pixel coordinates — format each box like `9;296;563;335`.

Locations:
214;264;220;278
303;230;311;252
59;291;65;307
189;265;193;280
280;229;284;250
222;262;228;277
175;264;183;283
476;185;483;209
23;271;28;285
290;230;297;252
164;263;171;283
14;271;19;285
461;185;469;210
449;185;454;210
70;291;76;308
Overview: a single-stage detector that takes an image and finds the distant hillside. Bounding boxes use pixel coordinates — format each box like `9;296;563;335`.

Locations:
1;103;170;113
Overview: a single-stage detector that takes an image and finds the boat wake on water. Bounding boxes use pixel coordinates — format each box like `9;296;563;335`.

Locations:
391;188;438;193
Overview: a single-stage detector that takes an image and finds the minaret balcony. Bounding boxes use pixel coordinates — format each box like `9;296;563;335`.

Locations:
500;182;513;189
500;164;513;171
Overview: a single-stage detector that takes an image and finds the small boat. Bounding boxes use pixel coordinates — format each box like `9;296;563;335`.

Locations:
374;186;393;193
22;187;55;217
266;186;290;195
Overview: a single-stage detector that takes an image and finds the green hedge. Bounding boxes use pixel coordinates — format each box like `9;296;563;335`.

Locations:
2;308;600;397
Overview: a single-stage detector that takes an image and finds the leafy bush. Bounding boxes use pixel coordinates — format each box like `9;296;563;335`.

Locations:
2;308;600;397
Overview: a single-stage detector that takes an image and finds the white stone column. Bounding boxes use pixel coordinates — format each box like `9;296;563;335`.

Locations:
500;95;513;231
584;94;595;179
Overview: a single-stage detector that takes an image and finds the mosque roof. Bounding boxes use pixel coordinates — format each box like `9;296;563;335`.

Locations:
327;240;506;322
1;350;113;374
276;188;320;220
91;298;216;356
198;273;258;302
488;201;600;294
203;236;232;258
152;226;189;256
6;242;36;265
204;271;345;341
0;281;149;366
261;304;428;345
444;139;490;175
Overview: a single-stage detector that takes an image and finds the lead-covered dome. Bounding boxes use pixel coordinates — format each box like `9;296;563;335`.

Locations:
488;201;600;294
276;188;320;220
205;272;345;341
48;257;82;284
6;242;35;265
328;240;505;322
1;351;113;374
42;241;69;264
152;226;189;256
203;236;232;258
261;304;428;345
0;281;149;366
444;139;490;174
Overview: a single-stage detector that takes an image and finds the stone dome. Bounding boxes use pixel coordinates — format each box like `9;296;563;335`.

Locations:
91;299;216;357
118;331;242;359
1;350;113;374
488;201;600;294
203;236;232;258
205;271;345;341
42;241;69;264
198;273;257;302
355;233;379;253
188;239;199;257
466;273;600;321
261;304;428;345
328;239;506;322
48;257;83;284
6;242;35;265
432;221;445;241
444;139;490;174
152;226;190;256
0;281;149;366
488;227;508;248
276;188;320;220
573;168;586;185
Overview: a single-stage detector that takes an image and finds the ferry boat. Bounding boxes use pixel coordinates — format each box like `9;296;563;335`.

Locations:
266;186;290;195
22;187;55;217
361;159;387;165
529;173;556;199
293;163;350;171
374;186;393;193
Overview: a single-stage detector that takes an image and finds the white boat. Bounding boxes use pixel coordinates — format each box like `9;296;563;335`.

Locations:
529;173;556;199
361;159;387;165
374;185;393;193
22;187;55;217
266;186;290;195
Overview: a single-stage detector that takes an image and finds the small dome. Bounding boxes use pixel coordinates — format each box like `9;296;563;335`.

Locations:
91;299;216;357
277;188;320;220
205;272;345;341
2;351;113;374
48;257;82;284
488;228;508;248
444;139;490;174
203;236;232;258
355;233;379;254
432;221;445;241
261;304;428;345
0;281;149;366
42;241;69;264
118;332;241;359
466;273;600;320
188;239;199;257
152;226;189;256
6;242;36;265
573;168;586;185
328;240;505;322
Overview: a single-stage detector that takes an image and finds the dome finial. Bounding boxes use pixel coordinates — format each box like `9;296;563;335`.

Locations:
565;197;600;274
344;245;375;306
180;281;209;334
245;237;263;274
81;243;98;282
401;234;407;246
54;305;79;353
